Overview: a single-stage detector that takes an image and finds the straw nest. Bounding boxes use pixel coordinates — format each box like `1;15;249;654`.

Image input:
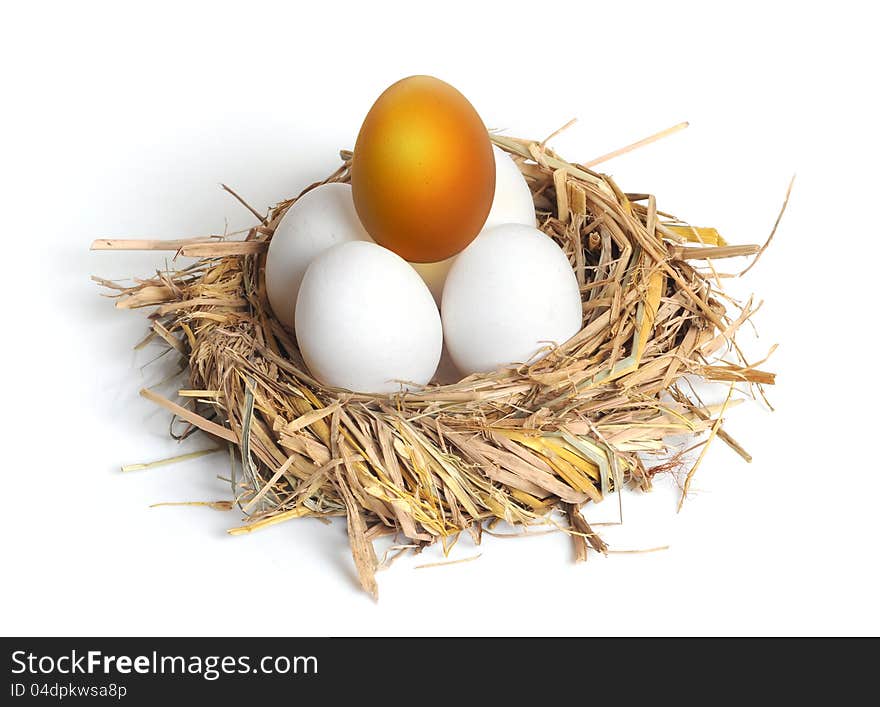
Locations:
94;131;778;597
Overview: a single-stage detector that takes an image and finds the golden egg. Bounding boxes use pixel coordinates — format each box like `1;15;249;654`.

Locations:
351;75;495;263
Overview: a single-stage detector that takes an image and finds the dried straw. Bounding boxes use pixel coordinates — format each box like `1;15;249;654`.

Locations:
92;131;777;598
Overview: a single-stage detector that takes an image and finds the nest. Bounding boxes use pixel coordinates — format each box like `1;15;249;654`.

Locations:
94;130;778;598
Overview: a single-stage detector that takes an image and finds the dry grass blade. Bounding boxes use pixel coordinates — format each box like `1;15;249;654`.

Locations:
140;388;237;443
121;447;222;472
90;237;220;251
580;121;689;169
415;554;482;570
739;175;795;277
678;384;736;512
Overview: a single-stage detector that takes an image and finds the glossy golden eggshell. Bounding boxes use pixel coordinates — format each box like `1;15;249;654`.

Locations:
351;75;496;263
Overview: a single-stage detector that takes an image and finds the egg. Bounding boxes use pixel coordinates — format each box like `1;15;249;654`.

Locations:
265;182;371;330
441;224;582;375
484;145;536;230
351;75;495;263
410;145;536;303
295;241;442;393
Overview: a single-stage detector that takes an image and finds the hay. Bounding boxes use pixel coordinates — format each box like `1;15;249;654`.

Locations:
92;130;777;598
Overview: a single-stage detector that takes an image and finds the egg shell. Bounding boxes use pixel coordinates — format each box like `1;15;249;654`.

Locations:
351;75;495;263
295;241;442;393
265;182;371;330
483;145;536;230
441;224;582;375
410;147;534;304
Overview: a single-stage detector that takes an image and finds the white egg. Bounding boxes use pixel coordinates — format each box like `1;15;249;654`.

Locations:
483;145;536;230
295;241;442;393
410;146;535;304
442;224;582;375
266;182;371;330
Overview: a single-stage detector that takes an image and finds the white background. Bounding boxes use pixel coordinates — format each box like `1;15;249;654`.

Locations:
2;1;877;636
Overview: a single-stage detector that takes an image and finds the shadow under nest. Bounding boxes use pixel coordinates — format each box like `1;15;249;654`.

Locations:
96;134;774;597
